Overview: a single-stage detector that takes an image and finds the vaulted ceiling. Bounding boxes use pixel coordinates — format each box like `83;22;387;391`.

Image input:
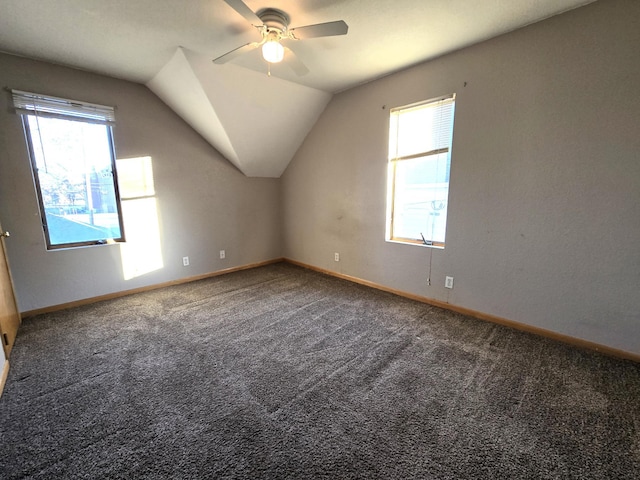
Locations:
0;0;597;177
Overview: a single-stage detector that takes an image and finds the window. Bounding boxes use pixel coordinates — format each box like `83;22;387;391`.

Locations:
387;94;456;248
13;90;125;249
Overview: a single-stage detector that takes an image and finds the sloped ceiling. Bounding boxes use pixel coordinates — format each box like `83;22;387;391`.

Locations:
0;0;598;177
147;47;331;177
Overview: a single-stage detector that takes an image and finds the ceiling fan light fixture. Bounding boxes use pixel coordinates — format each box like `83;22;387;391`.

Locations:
216;1;347;75
262;38;284;63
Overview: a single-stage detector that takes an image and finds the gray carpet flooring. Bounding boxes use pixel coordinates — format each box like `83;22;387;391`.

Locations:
1;262;639;479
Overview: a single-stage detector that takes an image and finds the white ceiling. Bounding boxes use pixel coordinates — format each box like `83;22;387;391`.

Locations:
0;0;597;176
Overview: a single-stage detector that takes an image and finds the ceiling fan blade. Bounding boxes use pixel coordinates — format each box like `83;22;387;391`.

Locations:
213;42;259;64
283;47;309;76
223;0;262;25
289;20;348;40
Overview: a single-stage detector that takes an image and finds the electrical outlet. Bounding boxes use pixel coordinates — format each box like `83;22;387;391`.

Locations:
445;276;454;289
220;250;225;259
182;256;189;267
334;252;340;262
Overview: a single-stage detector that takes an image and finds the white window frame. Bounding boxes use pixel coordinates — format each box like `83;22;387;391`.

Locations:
386;94;456;248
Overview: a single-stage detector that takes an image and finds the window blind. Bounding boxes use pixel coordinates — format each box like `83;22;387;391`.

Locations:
389;95;455;161
11;89;115;125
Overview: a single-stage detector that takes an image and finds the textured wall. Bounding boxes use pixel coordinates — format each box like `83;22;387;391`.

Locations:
282;0;640;354
0;54;282;312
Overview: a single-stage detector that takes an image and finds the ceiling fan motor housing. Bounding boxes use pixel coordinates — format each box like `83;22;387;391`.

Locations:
257;8;290;33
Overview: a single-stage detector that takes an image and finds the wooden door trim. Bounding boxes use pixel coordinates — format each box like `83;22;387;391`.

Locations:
0;223;21;358
0;360;9;397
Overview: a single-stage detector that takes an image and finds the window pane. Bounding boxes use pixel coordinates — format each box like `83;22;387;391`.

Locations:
392;153;450;244
26;115;123;248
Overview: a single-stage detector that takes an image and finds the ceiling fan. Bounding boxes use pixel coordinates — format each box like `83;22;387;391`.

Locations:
213;0;349;76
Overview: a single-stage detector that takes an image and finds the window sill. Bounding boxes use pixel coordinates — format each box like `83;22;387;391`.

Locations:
46;239;124;251
386;238;445;250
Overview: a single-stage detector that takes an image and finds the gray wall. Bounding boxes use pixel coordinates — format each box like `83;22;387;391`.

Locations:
1;0;638;356
281;0;640;355
0;54;282;312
